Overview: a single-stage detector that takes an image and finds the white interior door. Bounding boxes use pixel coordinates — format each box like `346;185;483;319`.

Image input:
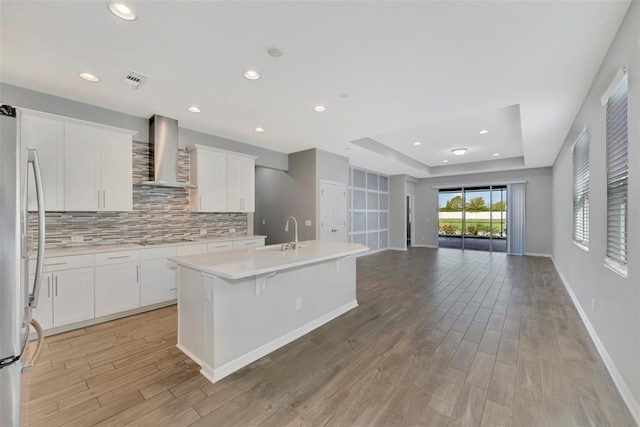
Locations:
320;181;347;242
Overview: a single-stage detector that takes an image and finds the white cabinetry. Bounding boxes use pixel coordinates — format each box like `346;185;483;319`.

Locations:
188;145;256;213
189;146;227;212
21;115;65;211
30;255;95;329
207;241;233;252
140;246;178;306
94;251;140;317
227;155;255;212
64;124;133;212
233;238;264;249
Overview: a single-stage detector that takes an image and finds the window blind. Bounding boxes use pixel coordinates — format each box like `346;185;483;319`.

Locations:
605;70;628;266
572;130;589;247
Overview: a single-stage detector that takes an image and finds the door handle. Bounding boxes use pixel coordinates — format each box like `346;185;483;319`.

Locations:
25;149;45;310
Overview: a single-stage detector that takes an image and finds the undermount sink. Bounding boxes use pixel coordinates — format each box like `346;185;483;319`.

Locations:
256;244;306;252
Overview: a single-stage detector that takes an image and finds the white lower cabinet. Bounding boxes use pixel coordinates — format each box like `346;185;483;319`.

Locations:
31;266;95;329
141;246;178;306
94;250;141;317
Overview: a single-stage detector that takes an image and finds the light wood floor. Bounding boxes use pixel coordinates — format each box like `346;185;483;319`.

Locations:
27;248;636;426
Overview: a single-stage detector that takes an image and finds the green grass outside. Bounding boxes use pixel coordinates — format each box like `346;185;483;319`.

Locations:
438;219;506;236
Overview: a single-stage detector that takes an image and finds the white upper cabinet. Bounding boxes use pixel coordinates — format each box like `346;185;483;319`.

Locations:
190;146;227;212
227;154;255;212
21;110;135;212
65;123;133;211
188;145;256;213
21;115;65;211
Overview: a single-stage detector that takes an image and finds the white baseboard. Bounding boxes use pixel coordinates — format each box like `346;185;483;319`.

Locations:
525;252;552;258
411;244;438;249
357;248;390;256
186;300;359;384
551;257;640;426
388;247;407;251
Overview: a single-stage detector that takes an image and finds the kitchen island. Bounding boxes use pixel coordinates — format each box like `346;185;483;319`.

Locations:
169;240;368;383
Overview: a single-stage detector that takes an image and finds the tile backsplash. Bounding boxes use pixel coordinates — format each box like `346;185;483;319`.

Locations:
29;141;247;249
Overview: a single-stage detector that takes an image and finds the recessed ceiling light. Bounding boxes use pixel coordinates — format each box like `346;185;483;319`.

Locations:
79;72;100;82
254;127;265;133
313;105;326;112
442;160;449;163
413;141;421;146
107;2;137;21
452;148;468;156
492;153;500;157
479;129;489;135
187;106;201;113
244;70;260;80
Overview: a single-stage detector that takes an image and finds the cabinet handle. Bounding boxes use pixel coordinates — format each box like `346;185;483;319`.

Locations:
107;255;130;260
97;190;101;209
169;287;177;291
47;276;51;298
55;276;58;296
136;265;139;283
103;190;106;209
199;196;202;210
168;266;178;270
44;262;67;267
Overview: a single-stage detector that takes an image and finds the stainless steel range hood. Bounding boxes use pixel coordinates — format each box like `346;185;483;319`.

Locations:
143;114;194;188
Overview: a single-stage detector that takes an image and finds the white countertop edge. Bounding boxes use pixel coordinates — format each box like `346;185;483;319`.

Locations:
43;235;267;257
170;245;368;280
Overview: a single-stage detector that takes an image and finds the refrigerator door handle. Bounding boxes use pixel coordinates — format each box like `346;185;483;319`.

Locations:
26;148;45;310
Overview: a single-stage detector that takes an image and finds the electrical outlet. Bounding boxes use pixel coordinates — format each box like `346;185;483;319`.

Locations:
262;219;266;225
229;228;236;234
305;220;312;226
71;235;84;243
296;298;302;311
591;299;596;312
200;228;207;236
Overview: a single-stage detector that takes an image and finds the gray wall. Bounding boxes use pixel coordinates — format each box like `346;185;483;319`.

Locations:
254;148;349;245
389;175;407;249
415;167;553;255
1;83;288;170
552;0;640;413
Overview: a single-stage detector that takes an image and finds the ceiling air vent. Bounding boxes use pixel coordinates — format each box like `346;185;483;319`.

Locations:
123;70;149;90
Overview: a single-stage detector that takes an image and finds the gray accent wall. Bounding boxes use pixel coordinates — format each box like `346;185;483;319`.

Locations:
415;167;553;255
254;148;349;245
551;1;640;416
1;83;288;170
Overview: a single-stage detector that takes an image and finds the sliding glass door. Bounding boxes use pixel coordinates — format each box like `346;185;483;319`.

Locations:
438;185;507;252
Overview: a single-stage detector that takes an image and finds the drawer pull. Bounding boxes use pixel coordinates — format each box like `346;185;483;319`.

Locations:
245;242;256;245
214;245;228;248
168;266;178;270
44;262;67;266
107;255;130;260
169;287;177;291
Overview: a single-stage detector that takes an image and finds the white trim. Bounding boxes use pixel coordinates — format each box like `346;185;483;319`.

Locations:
604;257;628;279
573;241;589;253
411;244;438;249
197;300;358;383
357;247;391;256
551;257;640;426
524;252;552;258
601;67;628;105
431;180;526;190
388;247;408;251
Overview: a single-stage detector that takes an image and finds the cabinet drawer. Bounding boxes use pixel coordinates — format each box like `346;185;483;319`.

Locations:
95;250;140;266
39;254;94;272
207;241;233;252
177;244;208;256
141;258;178;282
233;238;265;249
140;246;177;260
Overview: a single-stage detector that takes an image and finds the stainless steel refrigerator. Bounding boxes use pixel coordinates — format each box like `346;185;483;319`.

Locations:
0;104;46;426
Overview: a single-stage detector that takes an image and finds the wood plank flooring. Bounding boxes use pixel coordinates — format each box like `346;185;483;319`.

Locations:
27;248;636;426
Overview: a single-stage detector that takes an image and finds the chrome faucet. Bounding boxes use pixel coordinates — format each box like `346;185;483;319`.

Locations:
284;216;299;249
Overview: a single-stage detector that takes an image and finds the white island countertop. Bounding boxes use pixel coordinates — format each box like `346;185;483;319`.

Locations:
168;240;368;280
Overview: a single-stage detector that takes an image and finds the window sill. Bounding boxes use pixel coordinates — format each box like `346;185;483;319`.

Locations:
604;257;628;279
573;241;589;252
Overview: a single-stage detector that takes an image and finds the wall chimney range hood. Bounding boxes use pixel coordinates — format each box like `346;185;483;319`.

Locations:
143;114;195;188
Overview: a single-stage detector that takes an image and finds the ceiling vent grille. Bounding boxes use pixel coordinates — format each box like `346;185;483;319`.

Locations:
123;70;149;90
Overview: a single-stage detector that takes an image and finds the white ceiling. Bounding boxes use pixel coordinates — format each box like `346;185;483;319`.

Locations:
0;1;630;178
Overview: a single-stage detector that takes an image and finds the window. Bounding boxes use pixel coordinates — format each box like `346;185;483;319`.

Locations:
603;68;628;273
572;129;590;248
